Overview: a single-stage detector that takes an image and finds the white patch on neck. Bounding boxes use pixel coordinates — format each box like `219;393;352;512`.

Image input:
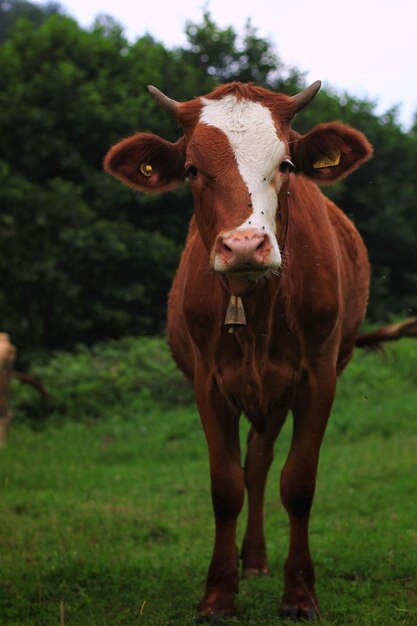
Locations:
200;95;286;241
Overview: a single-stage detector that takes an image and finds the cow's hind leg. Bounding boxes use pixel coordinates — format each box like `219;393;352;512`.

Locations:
280;368;336;621
195;382;244;620
241;409;287;577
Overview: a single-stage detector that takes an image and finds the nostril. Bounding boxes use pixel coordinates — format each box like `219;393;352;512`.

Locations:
218;239;235;260
256;237;266;251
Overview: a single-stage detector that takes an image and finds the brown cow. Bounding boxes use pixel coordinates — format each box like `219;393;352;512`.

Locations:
105;81;414;621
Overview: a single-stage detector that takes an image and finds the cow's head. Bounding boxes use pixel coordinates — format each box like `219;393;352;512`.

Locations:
105;82;372;295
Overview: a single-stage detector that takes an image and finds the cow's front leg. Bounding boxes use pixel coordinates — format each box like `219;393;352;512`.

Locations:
195;381;244;620
280;368;336;621
241;408;287;577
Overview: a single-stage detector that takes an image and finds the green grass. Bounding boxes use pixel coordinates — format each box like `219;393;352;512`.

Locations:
1;341;417;625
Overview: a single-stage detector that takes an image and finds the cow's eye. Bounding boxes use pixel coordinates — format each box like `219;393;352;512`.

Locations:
185;164;198;178
279;158;295;174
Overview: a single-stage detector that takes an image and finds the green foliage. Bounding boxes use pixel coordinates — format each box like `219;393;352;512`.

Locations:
11;336;193;422
2;341;417;624
0;168;180;355
182;11;299;88
0;10;186;354
0;2;416;360
0;0;62;43
329;344;417;442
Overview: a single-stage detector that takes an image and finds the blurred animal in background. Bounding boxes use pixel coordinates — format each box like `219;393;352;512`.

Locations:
0;333;16;446
0;333;49;446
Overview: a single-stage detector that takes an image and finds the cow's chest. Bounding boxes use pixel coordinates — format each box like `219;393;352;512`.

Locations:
215;349;297;429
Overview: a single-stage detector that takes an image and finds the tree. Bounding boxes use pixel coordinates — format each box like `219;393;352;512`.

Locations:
182;11;303;92
0;0;62;42
0;12;184;357
0;5;416;361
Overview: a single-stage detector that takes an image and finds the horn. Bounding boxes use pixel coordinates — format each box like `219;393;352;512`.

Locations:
291;80;322;115
147;85;180;116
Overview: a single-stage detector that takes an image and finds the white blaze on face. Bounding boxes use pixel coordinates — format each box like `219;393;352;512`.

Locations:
200;95;286;265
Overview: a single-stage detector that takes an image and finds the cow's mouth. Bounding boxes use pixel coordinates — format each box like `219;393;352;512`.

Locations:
223;268;268;296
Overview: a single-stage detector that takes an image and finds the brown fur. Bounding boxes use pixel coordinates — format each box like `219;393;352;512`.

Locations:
0;333;16;446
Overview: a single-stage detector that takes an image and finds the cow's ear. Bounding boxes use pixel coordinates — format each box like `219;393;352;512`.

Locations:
104;133;186;193
289;123;372;184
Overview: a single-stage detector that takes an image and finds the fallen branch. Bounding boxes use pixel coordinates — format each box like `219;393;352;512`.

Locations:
12;371;50;402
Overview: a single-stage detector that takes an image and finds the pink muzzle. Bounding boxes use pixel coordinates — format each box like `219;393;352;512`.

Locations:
214;228;272;272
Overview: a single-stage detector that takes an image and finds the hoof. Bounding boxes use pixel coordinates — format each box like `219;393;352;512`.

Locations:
242;566;269;579
280;604;318;621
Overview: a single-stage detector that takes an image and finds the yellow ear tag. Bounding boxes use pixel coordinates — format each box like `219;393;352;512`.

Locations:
140;163;153;177
313;153;341;169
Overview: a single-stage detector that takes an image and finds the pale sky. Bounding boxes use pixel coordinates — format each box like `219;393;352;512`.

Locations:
33;0;417;128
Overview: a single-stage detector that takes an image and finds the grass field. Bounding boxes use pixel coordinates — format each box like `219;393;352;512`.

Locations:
1;339;417;625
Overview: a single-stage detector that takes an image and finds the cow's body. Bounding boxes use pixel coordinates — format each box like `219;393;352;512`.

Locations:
168;176;370;394
105;81;376;620
166;175;369;620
